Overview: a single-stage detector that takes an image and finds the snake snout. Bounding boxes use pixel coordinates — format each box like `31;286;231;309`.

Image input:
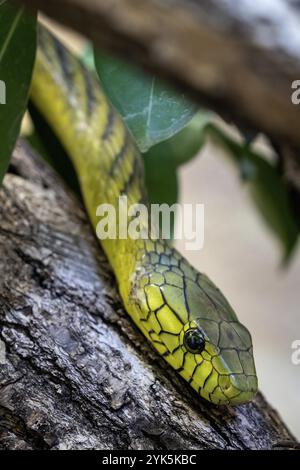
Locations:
219;373;258;405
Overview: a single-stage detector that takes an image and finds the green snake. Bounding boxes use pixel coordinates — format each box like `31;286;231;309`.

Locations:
30;25;258;405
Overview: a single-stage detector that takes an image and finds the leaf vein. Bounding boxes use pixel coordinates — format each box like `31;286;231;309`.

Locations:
146;77;155;134
0;7;24;64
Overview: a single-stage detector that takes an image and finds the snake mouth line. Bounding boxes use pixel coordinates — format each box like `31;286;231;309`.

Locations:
216;374;258;405
200;382;258;406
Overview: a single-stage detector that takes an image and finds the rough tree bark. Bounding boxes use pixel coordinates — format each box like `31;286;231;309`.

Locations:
21;0;300;149
0;141;297;450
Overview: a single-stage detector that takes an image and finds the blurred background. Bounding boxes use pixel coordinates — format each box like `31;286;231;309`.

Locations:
176;141;300;440
34;17;300;441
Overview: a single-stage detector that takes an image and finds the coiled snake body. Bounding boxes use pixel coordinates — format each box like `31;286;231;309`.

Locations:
30;26;258;405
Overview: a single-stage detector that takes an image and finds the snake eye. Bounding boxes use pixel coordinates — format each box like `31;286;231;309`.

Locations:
184;328;205;354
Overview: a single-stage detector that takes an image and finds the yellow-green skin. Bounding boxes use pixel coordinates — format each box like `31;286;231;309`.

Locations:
30;26;258;405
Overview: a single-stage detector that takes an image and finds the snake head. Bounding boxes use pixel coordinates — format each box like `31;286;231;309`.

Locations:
132;243;258;406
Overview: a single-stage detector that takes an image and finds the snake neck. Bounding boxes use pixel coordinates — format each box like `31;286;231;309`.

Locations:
31;26;153;299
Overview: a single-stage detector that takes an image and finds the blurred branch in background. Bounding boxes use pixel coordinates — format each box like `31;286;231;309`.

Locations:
20;0;300;150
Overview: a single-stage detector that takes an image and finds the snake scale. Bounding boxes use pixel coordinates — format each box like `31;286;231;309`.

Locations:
30;25;258;405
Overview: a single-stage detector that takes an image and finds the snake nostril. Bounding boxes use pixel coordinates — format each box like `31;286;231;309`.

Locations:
219;375;232;393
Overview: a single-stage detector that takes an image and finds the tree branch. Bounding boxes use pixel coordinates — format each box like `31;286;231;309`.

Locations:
21;0;300;148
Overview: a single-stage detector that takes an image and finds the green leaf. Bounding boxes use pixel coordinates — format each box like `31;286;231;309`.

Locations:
208;124;299;264
28;101;81;198
248;161;298;264
142;112;211;237
94;49;198;152
145;112;211;168
82;44;95;70
143;149;178;239
0;2;36;183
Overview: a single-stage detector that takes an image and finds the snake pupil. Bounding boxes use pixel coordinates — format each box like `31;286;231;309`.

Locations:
184;328;205;354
